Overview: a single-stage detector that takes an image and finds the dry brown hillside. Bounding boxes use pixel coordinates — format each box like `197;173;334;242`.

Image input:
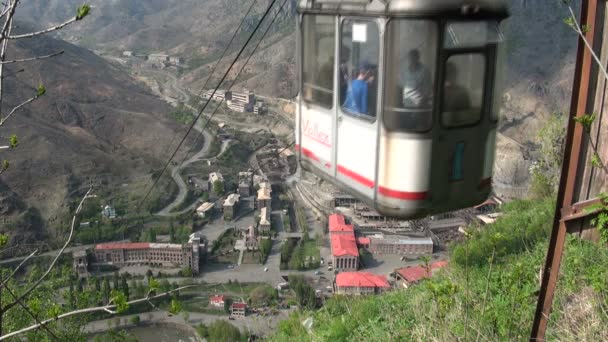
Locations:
0;32;195;246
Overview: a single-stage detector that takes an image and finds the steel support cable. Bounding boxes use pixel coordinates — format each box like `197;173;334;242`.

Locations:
181;0;291;178
177;0;260;162
178;0;292;167
137;0;280;211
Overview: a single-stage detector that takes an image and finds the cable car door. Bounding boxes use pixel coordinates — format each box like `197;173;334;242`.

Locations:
335;18;382;202
430;46;496;212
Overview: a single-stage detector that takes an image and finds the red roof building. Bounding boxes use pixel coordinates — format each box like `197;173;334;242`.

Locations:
356;237;370;248
328;213;359;271
230;302;247;317
329;214;346;228
210;295;225;307
329;214;354;234
331;234;359;271
95;242;150;250
335;272;390;295
331;234;359;257
395;261;448;287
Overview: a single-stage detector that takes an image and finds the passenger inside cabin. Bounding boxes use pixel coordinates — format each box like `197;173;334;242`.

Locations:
401;49;432;108
339;47;351;101
343;62;373;115
366;64;378;116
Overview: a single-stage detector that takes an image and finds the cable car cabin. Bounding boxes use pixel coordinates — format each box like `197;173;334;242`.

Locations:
294;0;509;218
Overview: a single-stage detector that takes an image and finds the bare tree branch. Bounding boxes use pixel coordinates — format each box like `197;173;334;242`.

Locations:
7;17;77;40
0;50;63;64
0;0;18;121
0;93;40;127
0;285;199;341
0;6;10;20
1;188;93;313
567;5;608;82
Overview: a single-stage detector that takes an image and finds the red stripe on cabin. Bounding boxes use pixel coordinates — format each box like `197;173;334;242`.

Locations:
337;165;374;188
378;186;428;200
297;145;427;201
300;146;320;162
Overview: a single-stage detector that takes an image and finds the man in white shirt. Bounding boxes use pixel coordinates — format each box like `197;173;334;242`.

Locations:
400;49;432;108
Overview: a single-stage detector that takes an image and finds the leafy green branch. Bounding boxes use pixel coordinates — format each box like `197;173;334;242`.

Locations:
0;284;194;341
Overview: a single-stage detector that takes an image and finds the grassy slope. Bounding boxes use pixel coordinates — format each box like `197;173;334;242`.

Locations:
268;198;608;341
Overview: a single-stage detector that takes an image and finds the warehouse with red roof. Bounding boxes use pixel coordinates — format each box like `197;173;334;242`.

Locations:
335;271;390;295
395;261;448;287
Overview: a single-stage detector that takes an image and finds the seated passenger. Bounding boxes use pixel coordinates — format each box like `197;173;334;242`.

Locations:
400;49;432;108
343;62;373;115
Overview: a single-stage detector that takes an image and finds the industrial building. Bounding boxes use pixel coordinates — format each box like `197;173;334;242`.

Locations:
88;237;203;274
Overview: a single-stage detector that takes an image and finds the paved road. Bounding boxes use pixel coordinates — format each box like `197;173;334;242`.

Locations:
84;309;291;338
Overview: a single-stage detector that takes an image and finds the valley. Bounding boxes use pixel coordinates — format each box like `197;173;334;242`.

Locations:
0;1;601;342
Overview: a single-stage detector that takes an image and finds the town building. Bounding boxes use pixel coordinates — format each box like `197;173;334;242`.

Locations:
148;54;169;63
101;205;116;219
188;176;209;191
245;225;259;250
227;90;255;105
204;89;227;102
253;101;267;114
223;193;240;220
253;175;267;186
238;171;253;196
227;101;253;113
196;202;215;218
122;51;133;57
209;172;224;192
331;234;359;271
168;56;182;66
335;272;390;295
72;250;88;276
90;237;202;274
230;302;247;317
356;237;370;249
367;234;433;255
329;213;359;271
329;214;354;235
259;207;271;233
210;295;225;308
394;261;448;288
257;182;272;209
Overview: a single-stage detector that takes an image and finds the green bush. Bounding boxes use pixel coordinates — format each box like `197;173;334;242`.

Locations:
451;198;554;267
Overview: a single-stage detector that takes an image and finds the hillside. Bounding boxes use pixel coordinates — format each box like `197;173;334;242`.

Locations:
269;198;608;341
0;31;195;247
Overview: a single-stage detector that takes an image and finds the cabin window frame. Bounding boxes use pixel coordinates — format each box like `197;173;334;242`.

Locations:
301;14;337;110
382;18;440;133
338;16;381;122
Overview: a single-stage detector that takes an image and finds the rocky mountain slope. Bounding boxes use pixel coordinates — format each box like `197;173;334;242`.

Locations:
0;32;194;246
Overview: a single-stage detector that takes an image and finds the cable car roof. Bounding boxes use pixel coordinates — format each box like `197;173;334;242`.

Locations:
297;0;509;18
